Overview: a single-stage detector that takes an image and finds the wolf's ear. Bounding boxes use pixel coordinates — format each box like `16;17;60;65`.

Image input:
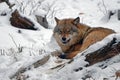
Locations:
73;17;80;25
55;17;59;24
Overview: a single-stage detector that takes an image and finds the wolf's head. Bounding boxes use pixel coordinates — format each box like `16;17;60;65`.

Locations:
53;17;82;46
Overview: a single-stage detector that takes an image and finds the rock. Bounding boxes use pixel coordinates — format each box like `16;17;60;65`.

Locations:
35;15;48;28
118;10;120;20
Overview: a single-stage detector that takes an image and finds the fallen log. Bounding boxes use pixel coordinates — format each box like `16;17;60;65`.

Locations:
10;55;50;79
10;10;37;30
9;37;120;79
85;38;120;66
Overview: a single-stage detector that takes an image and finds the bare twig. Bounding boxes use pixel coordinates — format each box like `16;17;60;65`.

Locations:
101;0;108;14
9;33;18;48
97;3;106;15
9;33;23;53
97;0;108;15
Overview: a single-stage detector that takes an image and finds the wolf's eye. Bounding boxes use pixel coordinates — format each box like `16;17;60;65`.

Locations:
58;30;62;34
67;30;73;34
72;28;78;33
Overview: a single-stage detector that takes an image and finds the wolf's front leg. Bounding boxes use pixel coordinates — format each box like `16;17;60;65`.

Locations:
59;51;80;59
59;44;82;59
65;51;80;59
65;44;82;59
51;50;62;57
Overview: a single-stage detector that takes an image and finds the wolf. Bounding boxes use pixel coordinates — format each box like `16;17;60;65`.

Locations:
53;17;115;59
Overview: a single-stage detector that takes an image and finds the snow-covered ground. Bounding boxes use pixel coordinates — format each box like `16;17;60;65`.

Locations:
0;0;120;80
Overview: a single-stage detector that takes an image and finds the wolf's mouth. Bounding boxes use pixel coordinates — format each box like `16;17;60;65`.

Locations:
62;39;70;44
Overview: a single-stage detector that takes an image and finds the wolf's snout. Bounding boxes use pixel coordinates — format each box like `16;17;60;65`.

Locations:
62;37;66;41
61;37;70;44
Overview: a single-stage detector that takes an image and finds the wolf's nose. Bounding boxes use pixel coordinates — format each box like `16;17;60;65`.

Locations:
62;37;66;41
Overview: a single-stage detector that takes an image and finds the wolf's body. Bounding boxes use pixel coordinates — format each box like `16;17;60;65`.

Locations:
53;17;115;59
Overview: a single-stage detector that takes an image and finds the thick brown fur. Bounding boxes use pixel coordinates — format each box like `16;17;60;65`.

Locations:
115;70;120;80
53;17;115;59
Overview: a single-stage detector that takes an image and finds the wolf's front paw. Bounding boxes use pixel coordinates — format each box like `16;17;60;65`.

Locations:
58;54;67;59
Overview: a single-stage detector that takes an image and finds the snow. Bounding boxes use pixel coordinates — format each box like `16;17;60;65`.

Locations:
0;0;120;80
